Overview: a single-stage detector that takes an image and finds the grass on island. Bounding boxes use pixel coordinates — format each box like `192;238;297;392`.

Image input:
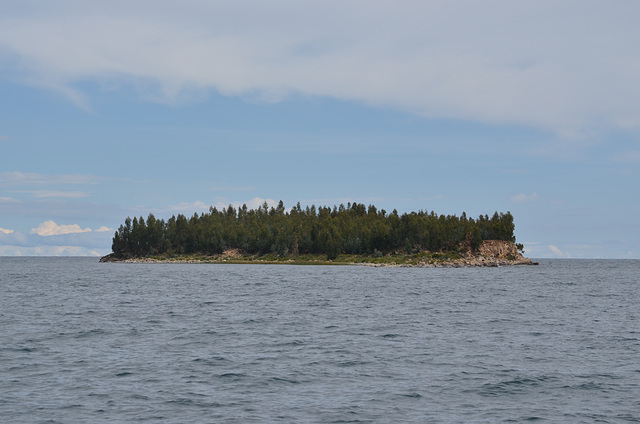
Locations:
139;250;464;266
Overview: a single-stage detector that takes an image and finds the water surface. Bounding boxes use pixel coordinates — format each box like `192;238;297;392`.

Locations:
1;258;638;423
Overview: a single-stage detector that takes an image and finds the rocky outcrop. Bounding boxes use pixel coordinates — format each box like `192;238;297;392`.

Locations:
416;240;537;268
478;240;521;259
99;253;120;262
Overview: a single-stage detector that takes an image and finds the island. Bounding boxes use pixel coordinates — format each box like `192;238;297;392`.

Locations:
100;201;537;267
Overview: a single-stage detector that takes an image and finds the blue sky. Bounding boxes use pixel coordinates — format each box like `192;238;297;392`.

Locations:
1;0;639;258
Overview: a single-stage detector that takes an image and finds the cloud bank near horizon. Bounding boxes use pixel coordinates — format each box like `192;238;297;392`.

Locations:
29;220;112;237
2;1;640;135
1;220;114;256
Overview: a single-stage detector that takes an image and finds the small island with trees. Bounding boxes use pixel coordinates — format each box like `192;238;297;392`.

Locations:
100;201;537;267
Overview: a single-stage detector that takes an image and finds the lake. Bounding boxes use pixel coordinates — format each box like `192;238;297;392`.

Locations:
1;258;638;423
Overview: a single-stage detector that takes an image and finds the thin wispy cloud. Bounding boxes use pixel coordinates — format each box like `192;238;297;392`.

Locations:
0;196;21;203
510;193;539;203
210;186;254;192
2;1;640;135
157;198;279;216
14;190;90;199
0;245;105;256
610;150;640;165
302;197;386;207
213;197;278;211
166;201;210;214
0;171;100;186
548;245;566;257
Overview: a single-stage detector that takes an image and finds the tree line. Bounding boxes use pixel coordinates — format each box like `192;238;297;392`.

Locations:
111;201;518;260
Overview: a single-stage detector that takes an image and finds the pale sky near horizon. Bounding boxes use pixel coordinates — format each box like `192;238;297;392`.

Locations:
1;0;639;258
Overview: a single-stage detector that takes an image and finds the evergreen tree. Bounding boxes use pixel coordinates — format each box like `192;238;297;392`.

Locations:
109;201;520;258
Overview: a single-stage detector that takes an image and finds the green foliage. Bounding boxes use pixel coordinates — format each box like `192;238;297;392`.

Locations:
111;201;519;259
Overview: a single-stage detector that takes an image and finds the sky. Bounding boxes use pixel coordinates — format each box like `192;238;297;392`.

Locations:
1;0;639;258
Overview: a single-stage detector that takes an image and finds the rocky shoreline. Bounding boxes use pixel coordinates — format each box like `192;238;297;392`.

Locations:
407;256;537;268
100;255;537;267
100;240;538;268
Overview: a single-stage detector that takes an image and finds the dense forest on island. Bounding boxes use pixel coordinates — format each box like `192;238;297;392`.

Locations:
109;201;521;260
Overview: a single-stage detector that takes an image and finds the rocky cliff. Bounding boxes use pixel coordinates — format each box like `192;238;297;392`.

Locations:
416;240;536;268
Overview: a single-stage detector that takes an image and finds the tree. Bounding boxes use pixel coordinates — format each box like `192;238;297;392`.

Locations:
109;200;520;258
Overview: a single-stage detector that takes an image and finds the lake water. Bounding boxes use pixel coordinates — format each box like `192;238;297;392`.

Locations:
1;258;639;423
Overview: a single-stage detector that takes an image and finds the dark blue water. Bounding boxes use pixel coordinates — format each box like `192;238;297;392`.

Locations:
1;258;638;423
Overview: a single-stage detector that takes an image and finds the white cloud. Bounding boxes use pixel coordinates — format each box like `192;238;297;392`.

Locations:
95;226;112;232
510;192;539;203
0;228;112;256
1;223;115;256
0;227;14;234
548;244;566;257
31;220;92;236
1;2;640;135
245;197;278;210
